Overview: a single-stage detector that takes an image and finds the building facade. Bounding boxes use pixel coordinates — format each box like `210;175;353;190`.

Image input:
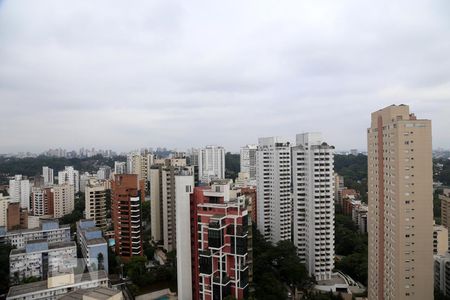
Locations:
150;159;194;251
6;270;109;300
9;240;77;283
111;174;144;259
85;179;108;230
77;219;109;274
240;145;257;182
52;184;74;218
292;133;335;280
1;219;71;249
367;105;433;300
58;166;80;193
198;146;225;183
176;179;251;300
42;167;54;186
256;137;291;243
9;175;30;210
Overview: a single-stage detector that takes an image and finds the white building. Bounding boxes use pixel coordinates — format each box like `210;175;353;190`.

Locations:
9;240;77;283
0;219;71;249
6;270;109;300
114;161;127;175
150;160;193;251
240;144;257;182
52;185;75;218
292;133;335;280
256;137;292;243
175;175;194;300
198;145;225;183
96;166;111;181
9;175;30;210
127;152;154;182
58;167;80;193
42;167;54;186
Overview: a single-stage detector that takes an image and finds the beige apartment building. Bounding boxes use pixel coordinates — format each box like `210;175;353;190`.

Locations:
367;104;433;300
85;178;108;230
440;189;450;228
52;184;75;218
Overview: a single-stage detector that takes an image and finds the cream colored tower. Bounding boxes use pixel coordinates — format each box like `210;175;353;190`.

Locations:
367;105;433;300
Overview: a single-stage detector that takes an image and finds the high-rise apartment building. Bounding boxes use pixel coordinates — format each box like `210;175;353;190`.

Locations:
127;153;154;180
440;189;450;228
176;179;251;300
52;184;75;218
0;193;12;227
31;187;54;216
150;158;194;251
96;166;112;181
256;137;291;243
42;166;54;185
85;179;108;230
58;166;80;193
367;104;433;300
292;133;335;280
114;161;127;175
9;175;30;210
111;174;144;259
198;146;225;183
240;145;257;182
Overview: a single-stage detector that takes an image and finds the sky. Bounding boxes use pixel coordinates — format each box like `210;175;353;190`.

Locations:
1;0;449;153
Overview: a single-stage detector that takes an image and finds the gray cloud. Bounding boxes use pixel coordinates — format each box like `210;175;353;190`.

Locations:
1;0;449;153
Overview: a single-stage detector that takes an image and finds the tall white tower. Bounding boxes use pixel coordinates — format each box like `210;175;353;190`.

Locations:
198;145;225;183
256;137;292;244
240;144;257;181
292;133;335;281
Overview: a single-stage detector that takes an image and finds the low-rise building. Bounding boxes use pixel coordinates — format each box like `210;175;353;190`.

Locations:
6;270;109;300
77;219;109;274
0;219;70;249
59;287;123;300
9;240;77;283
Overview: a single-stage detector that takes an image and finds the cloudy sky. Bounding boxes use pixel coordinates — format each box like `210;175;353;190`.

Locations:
1;0;449;153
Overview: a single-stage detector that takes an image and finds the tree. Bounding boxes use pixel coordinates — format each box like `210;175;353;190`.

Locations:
252;226;310;299
0;244;14;294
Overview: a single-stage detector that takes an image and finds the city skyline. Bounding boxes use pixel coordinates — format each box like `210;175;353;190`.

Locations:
1;0;450;152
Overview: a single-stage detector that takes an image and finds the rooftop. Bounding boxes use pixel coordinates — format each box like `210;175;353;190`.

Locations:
59;287;121;300
86;238;107;246
11;241;76;255
7;271;108;297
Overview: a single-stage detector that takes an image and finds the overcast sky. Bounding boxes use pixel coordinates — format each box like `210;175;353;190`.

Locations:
1;0;449;153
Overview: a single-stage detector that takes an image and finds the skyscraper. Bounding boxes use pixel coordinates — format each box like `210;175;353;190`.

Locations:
9;175;30;210
111;174;144;259
256;137;291;243
52;184;75;218
240;145;257;182
176;179;251;300
85;179;108;230
367;104;433;300
42;166;54;185
149;158;194;251
292;133;335;280
58;166;80;193
198;146;225;183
